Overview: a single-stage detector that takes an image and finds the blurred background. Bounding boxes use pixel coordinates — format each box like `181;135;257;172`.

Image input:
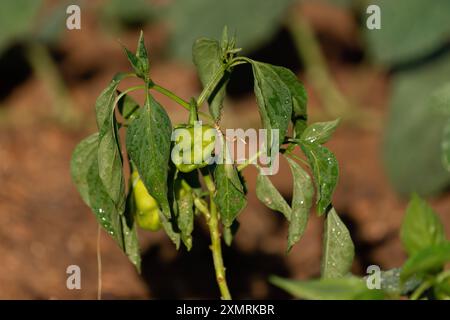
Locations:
0;0;449;299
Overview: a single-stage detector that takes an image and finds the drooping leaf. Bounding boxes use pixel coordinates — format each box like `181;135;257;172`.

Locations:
86;159;124;248
365;0;450;66
95;74;128;211
251;61;292;151
175;179;195;251
117;92;140;121
400;194;446;256
122;191;141;271
224;220;240;247
285;157;314;252
71;133;99;207
383;52;450;196
126;93;180;247
401;242;450;282
270;276;384;300
192;38;228;120
271;65;308;138
301;143;339;215
300;119;340;145
214;163;247;227
168;0;294;60
73;130;135;268
256;174;291;220
321;208;354;278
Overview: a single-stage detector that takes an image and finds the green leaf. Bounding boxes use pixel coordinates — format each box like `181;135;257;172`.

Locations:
117;92;140;121
95;77;126;212
321;208;354;278
300;119;340;145
401;242;450;282
0;0;42;54
285;157;314;252
122;31;149;81
224;220;240;247
175;179;195;251
126;94;180;247
429;82;450;116
192;38;228;120
400;194;446;256
251;61;292;152
86;157;124;248
136;30;149;75
214;164;247;227
301;143;339;215
122;192;141;271
383;52;450;196
376;268;420;296
365;0;450;66
71;133;99;207
167;0;294;60
71;134;126;250
442;120;450;172
256;174;291;220
270;276;384;300
271;66;308;138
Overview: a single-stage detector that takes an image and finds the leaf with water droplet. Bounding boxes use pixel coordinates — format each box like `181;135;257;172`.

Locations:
270;275;384;300
300;119;340;144
301;143;339;215
126;93;180;247
285;156;314;252
250;60;292;153
95;75;127;213
214;163;247;227
321;208;354;279
256;173;291;220
270;65;308;138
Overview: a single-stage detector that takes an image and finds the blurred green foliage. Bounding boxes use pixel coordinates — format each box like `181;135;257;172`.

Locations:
0;0;42;54
167;0;294;60
383;53;450;196
365;0;450;66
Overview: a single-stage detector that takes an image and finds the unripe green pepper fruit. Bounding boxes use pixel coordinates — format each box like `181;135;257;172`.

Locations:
131;170;161;231
172;124;216;173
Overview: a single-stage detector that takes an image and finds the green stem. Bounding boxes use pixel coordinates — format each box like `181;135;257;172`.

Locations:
286;14;379;130
237;150;262;171
197;65;227;107
410;279;433;300
150;84;191;110
26;42;78;126
202;173;232;300
115;85;146;104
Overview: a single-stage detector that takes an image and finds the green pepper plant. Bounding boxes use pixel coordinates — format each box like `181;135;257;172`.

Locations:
70;28;346;299
271;193;450;300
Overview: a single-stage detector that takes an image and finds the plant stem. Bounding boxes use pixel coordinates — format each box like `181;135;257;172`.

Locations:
202;173;232;300
237;150;262;171
197;65;227;107
26;42;79;127
286;14;380;130
150;84;191;110
96;225;102;300
410;279;433;300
